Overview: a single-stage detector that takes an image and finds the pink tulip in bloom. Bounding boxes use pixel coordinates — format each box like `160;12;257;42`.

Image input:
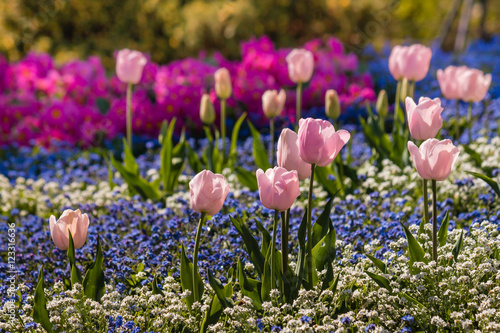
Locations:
116;49;147;84
458;68;491;102
262;89;286;118
277;129;311;180
405;97;444;140
286;49;314;83
214;68;232;99
256;167;300;211
49;209;90;251
189;170;230;216
388;44;432;82
436;66;468;100
407;139;460;181
297;118;350;167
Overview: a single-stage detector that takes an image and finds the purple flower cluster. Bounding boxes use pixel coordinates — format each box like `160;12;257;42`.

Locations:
0;36;375;149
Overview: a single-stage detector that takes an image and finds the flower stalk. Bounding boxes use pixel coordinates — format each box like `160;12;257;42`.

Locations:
193;212;207;302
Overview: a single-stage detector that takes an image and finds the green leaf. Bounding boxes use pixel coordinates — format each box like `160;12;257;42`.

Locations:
321;262;334;291
235;167;258;191
229;112;247;165
237;259;262;310
248;120;271;170
186;143;202;174
160;118;176;192
452;230;464;262
255;219;271;259
158;120;168;144
200;294;223;333
96;98;110;115
400;221;428;269
33;266;53;333
67;231;83;287
365;270;392;293
260;239;273;301
207;270;234;309
466;171;500;198
311;226;336;271
314;166;339;196
399;292;424;309
312;197;335;247
463;145;483;168
122;138;139;175
365;254;387;274
328;272;340;293
203;126;215;172
417;216;426;244
437;211;450;247
83;236;106;302
294;209;308;293
229;214;265;278
152;274;164;296
179;243;204;308
166;128;186;193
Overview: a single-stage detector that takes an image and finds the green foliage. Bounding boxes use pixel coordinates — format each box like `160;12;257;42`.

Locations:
248;120;271;171
400;221;428;271
33;266;54;333
83;236;106;302
180;243;204;308
438;211;450;246
67;231;82;287
467;171;500;198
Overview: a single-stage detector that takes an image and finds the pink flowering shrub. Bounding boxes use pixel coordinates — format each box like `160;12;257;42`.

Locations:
0;36;374;148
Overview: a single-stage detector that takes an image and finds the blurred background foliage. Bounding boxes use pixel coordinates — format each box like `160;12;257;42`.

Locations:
0;0;498;68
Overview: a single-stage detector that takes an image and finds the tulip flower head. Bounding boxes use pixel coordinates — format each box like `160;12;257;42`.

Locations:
262;89;286;119
116;49;147;85
406;97;444;141
214;68;232;99
437;66;468;100
256;167;300;211
277;128;311;180
286;49;314;83
297;118;350;167
49;209;90;251
189;170;230;216
458;68;491;102
408;139;460;181
389;44;432;82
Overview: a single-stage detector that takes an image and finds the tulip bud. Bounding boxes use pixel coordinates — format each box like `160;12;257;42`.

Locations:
200;94;215;125
376;90;388;118
325;89;340;120
214;68;232;99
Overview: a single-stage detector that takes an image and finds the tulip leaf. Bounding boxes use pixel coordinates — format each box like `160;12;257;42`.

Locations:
463;145;483;168
186;143;202;174
312;196;335;247
122;138;139;175
311;226;336;271
166;127;186;193
207;270;234;309
400;221;428;270
247;120;271;170
152;274;164;296
255;218;271;258
235;167;258;191
437;211;450;246
229;112;247;165
417;216;426;244
365;253;387;274
260;239;273;301
33;266;54;333
83;236;106;302
67;231;82;287
229;214;265;278
400;292;424;309
237;258;262;310
466;171;500;198
321;262;334;291
294;208;308;293
203;126;215;172
328;272;340;293
452;229;464;262
314;166;339;196
200;294;223;333
365;270;392;293
179;243;204;308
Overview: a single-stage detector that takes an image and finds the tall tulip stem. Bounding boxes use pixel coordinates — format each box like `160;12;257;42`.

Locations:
393;80;402;129
295;82;303;130
307;163;316;285
423;179;429;225
431;180;438;261
271;210;279;291
455;99;460;142
221;98;227;158
126;83;133;149
193;212;207;302
467;101;472;142
281;209;288;302
269;118;275;165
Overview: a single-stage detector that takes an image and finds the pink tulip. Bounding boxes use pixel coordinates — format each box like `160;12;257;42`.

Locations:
389;44;432;82
189;170;230;216
262;89;286;119
116;49;147;84
458;68;491;102
256;167;300;211
286;49;314;83
277;129;311;180
406;97;444;140
297;118;350;167
436;66;468;100
407;139;460;181
49;209;90;250
214;68;232;99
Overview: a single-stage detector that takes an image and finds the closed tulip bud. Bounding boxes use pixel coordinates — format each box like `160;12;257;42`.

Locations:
325;89;340;120
376;90;388;118
200;94;215;125
277;129;311;180
256;167;300;211
214;68;232;99
286;48;314;83
49;209;90;250
408;139;459;181
116;49;147;84
458;68;491;102
298;118;350;167
406;97;444;140
189;170;230;216
262;89;286;119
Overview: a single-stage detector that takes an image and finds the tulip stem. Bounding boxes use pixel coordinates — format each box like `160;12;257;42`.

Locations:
393;80;401;131
271;210;279;292
423;179;429;225
410;80;415;100
193;212;206;303
431;180;438;261
307;163;316;286
281;209;288;302
269;118;275;165
221;98;227;158
295;83;303;130
126;83;133;150
467;101;472;143
455;99;460;142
